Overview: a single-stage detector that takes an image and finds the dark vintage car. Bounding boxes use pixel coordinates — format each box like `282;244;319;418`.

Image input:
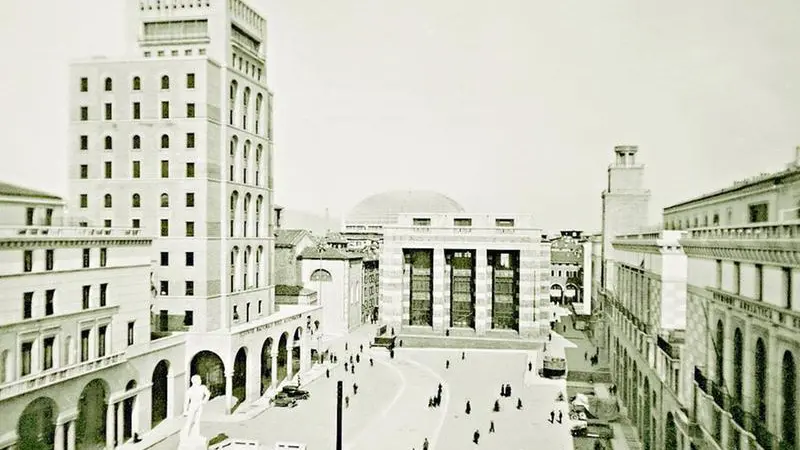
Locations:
282;385;310;400
271;392;298;408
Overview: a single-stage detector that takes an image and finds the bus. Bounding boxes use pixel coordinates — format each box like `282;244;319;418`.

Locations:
542;345;567;379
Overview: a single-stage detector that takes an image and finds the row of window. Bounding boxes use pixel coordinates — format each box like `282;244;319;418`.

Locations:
79;74;195;93
18;323;113;379
23;207;55;227
22;248;107;273
157;280;195;296
160;251;195;267
411;217;516;228
95;192;196;208
79;100;184;121
143;48;207;58
21;283;107;322
715;260;794;308
77;160;192;182
232;52;263;81
666;202;771;231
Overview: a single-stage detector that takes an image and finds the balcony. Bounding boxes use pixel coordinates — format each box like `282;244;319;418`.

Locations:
708;287;800;331
0;352;125;401
0;226;145;239
685;222;800;240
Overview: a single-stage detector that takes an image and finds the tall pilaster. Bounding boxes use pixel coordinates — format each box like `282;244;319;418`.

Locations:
224;371;234;414
432;249;445;332
54;422;65;450
474;250;488;335
66;420;76;450
443;263;452;329
401;260;411;326
518;248;536;337
270;350;278;390
105;403;115;450
116;401;124;445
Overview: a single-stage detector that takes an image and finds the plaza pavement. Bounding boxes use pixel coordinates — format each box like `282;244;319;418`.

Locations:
149;339;574;450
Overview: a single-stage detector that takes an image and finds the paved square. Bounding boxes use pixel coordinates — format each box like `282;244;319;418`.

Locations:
152;346;573;450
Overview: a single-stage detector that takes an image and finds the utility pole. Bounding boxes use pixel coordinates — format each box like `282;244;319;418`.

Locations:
336;380;343;450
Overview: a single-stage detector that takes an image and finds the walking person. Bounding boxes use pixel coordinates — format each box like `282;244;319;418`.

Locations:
549;410;555;423
345;342;348;351
360;344;364;353
344;362;349;372
422;438;429;450
558;410;563;424
489;420;495;433
528;361;532;372
500;385;506;397
356;354;360;364
465;400;471;415
506;384;512;397
370;358;374;367
446;360;450;369
345;396;350;408
462;351;465;360
472;430;480;444
493;400;500;412
353;383;358;395
517;398;523;410
326;368;330;378
351;365;355;375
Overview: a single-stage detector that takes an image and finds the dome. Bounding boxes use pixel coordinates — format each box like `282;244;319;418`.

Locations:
345;190;465;226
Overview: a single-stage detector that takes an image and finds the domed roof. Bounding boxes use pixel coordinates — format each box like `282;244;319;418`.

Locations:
346;190;465;226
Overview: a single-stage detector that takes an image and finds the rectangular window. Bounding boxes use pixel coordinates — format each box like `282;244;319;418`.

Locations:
184;311;194;326
80;77;88;92
755;264;763;300
186;162;195;178
185;221;195;237
83;248;90;268
186;103;195;118
496;218;515;227
186;132;195;148
23;292;33;319
80;135;88;150
82;285;91;309
132;218;140;228
784;267;793;309
80;330;90;362
26;207;35;226
412;218;431;226
132;160;141;178
185;281;194;296
104;103;112;120
104;219;112;228
43;336;55;370
715;260;722;289
80;194;88;208
97;325;107;357
21;342;33;376
186;192;195;207
161;101;170;119
99;283;107;307
258;300;262;314
104;161;112;179
186;73;195;88
23;250;33;272
80;164;88;179
186;252;194;266
45;249;54;270
160;280;169;296
133;102;141;119
161;160;169;178
454;218;473;227
748;203;769;223
160;219;169;237
99;248;107;267
80;106;88;121
127;321;135;345
733;262;741;295
45;289;54;316
160;252;169;266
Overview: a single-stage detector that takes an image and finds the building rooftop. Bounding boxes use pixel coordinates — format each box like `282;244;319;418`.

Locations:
0;181;62;201
345;190;465;226
299;246;363;261
274;229;309;248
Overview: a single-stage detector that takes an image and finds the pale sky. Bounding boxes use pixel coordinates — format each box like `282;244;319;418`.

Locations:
2;0;800;232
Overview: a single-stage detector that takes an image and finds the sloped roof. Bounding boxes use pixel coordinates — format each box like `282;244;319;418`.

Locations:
299;246;363;261
0;181;62;201
275;229;309;248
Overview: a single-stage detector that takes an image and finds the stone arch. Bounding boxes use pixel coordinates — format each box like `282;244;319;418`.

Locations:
782;350;797;447
229;136;239;182
292;327;303;377
310;269;332;282
122;380;137;442
276;332;289;384
714;320;724;384
229;80;238;125
190;351;225;399
230;246;240;292
261;337;273;394
664;411;677;450
243;193;251;237
233;347;247;406
18;397;58;450
151;360;170;427
255;93;264;134
565;283;580;303
243;141;251;184
76;379;110;449
242;87;251;129
255;145;263;187
255;195;263;236
243;245;252;289
256;246;263;288
549;284;564;304
642;377;651;450
733;328;743;402
229;190;239;238
755;338;768;422
631;361;639;427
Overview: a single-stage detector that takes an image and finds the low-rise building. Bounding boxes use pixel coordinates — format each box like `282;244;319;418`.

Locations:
299;247;364;336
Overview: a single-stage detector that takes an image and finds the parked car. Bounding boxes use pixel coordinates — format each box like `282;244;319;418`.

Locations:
282;385;310;400
271;393;297;408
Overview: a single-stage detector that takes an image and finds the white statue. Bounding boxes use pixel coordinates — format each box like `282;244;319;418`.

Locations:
179;375;211;449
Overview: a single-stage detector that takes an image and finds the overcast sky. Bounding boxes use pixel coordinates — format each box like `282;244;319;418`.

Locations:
1;0;800;232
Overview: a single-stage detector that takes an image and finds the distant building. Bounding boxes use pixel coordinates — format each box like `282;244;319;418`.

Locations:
361;249;380;324
381;212;551;339
274;229;318;307
548;230;593;315
299;247;364;336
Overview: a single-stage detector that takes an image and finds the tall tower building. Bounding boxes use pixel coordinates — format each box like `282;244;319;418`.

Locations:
67;0;320;414
600;145;651;293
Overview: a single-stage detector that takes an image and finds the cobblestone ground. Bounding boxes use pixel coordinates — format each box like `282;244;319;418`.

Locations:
152;346;573;450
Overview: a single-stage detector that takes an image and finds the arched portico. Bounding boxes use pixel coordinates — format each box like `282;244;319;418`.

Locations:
190;351;225;399
549;284;564;305
291;328;303;378
18;397;57;450
121;381;136;444
565;283;579;304
76;379;109;450
261;338;273;395
276;333;288;384
782;350;796;448
664;412;677;450
151;360;170;428
233;347;247;407
642;377;651;450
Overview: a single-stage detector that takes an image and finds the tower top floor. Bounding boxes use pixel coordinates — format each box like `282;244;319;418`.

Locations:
611;145;640;169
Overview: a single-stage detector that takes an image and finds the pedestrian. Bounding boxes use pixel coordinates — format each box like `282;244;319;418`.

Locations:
493;400;500;412
351;365;355;375
462;351;465;360
356;354;360;364
422;438;429;450
370;358;374;366
350;355;354;365
353;383;358;395
506;384;512;397
549;410;555;423
446;360;450;369
558;410;563;424
548;332;552;341
438;383;443;395
345;342;349;351
489;420;495;433
500;385;505;397
516;398;523;410
391;327;395;336
360;344;363;353
345;362;349;372
399;340;404;347
465;400;471;415
297;376;302;387
528;361;532;372
434;395;440;407
428;397;434;408
326;368;330;378
472;430;480;444
345;396;350;408
390;349;395;359
584;351;588;361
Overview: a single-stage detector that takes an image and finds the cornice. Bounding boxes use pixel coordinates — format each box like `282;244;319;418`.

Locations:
680;239;800;267
0;238;152;249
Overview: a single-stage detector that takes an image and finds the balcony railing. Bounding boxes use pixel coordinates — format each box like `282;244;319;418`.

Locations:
0;226;146;239
0;352;125;401
685;222;800;240
709;288;800;331
694;367;788;450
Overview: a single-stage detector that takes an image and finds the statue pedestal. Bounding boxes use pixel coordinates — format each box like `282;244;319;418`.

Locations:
178;434;209;450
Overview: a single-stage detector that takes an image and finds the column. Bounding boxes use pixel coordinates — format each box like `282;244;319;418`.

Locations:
246;351;260;401
116;400;124;445
432;248;445;333
474;250;488;335
767;329;779;437
286;343;294;380
270;351;278;390
67;420;76;450
741;321;753;414
224;371;234;415
300;334;311;374
517;248;536;337
54;423;65;450
105;403;115;450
